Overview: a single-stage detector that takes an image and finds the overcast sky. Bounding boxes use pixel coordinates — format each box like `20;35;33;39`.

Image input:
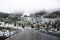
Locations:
0;0;60;15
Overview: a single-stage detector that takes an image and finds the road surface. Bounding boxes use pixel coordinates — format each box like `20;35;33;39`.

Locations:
10;28;35;40
9;28;60;40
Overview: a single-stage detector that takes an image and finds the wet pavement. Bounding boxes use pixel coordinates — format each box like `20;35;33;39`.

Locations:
9;28;60;40
10;28;34;40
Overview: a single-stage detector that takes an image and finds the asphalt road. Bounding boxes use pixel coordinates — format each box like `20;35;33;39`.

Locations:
10;28;35;40
9;28;60;40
